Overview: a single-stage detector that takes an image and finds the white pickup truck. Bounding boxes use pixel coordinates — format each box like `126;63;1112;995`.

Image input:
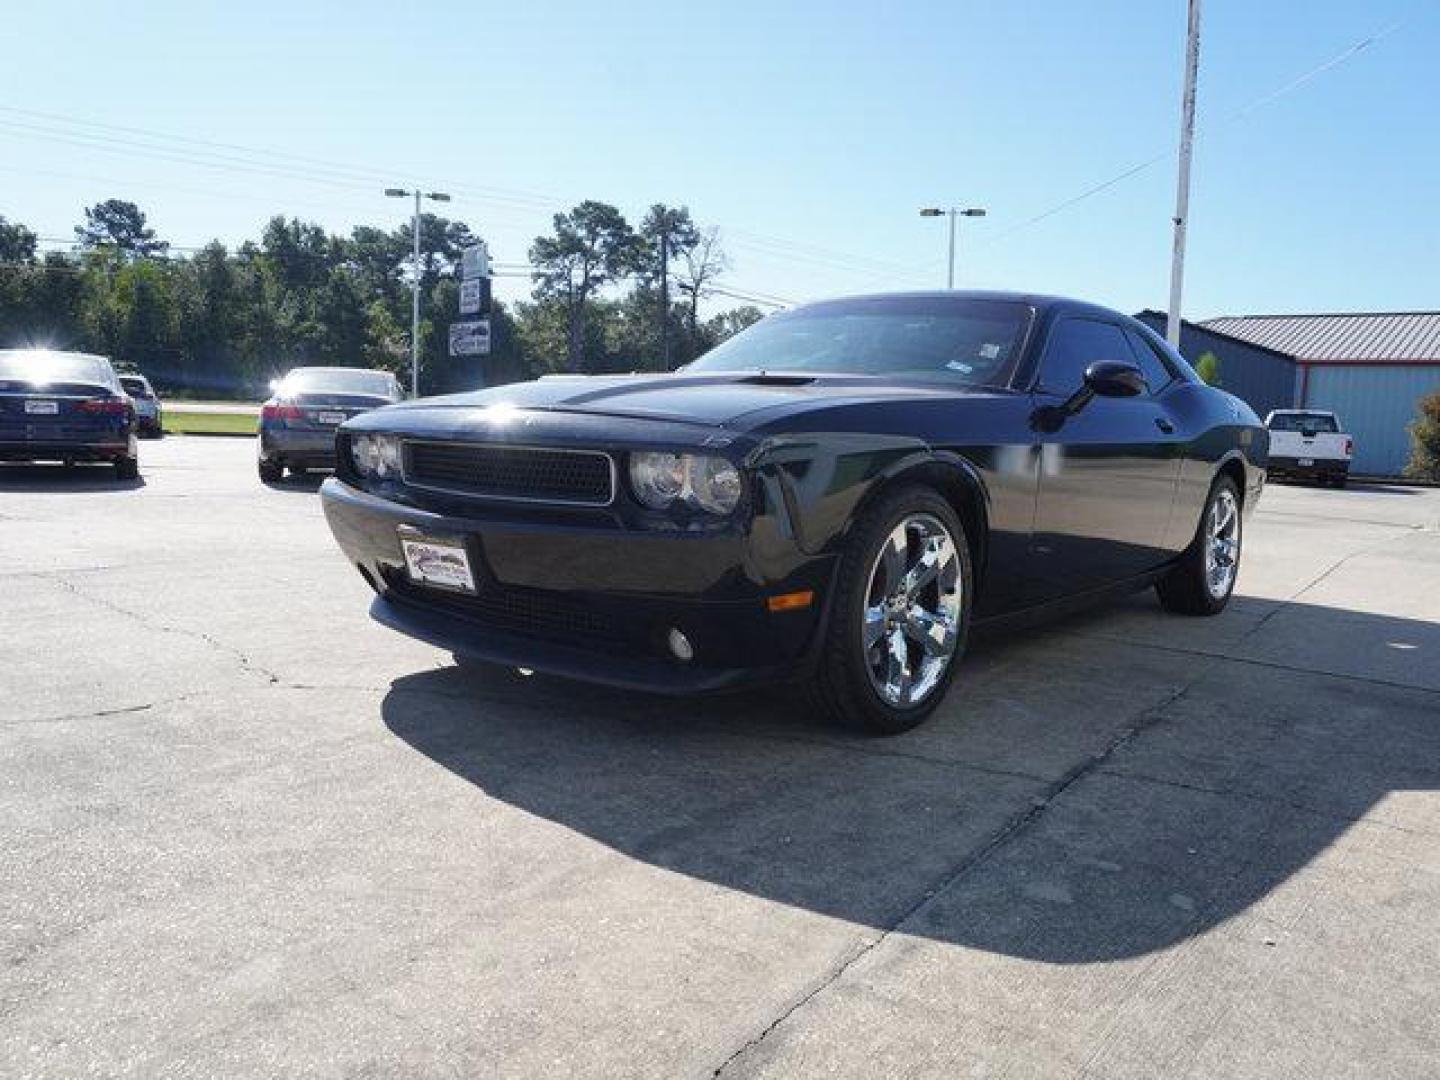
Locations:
1264;409;1354;487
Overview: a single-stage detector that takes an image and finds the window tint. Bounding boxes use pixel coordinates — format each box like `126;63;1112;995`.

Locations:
1122;328;1174;392
1036;318;1135;394
1268;412;1339;433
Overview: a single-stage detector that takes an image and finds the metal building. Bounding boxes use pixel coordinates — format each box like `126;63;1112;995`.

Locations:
1134;310;1297;418
1200;312;1440;477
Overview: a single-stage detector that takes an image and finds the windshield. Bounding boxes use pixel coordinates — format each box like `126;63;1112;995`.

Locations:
0;350;112;387
281;368;397;398
1269;412;1339;433
688;297;1032;387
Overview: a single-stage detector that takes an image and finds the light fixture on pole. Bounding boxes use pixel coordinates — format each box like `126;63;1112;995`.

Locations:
920;206;987;289
384;187;452;398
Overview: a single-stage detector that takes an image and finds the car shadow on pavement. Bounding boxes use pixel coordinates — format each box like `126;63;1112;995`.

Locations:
380;597;1439;965
0;463;145;491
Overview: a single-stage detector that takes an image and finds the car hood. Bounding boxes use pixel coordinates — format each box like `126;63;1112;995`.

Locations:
383;372;981;430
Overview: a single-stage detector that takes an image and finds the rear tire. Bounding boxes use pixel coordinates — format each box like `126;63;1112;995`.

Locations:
1156;475;1241;615
804;484;972;735
114;455;140;481
257;459;283;483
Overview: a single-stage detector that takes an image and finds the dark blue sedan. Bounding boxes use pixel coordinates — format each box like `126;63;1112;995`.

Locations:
0;350;140;479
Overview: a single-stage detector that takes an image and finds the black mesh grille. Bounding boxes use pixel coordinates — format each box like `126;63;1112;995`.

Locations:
404;441;613;505
384;572;643;654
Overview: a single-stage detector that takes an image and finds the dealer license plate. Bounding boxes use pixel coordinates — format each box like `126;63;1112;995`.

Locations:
1298;458;1314;467
400;533;477;594
316;411;346;425
24;400;59;415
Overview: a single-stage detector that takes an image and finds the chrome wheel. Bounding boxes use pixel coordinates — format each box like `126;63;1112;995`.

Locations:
1204;488;1240;599
862;513;962;707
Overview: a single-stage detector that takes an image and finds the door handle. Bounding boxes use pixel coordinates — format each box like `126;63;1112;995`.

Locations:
1155;417;1175;434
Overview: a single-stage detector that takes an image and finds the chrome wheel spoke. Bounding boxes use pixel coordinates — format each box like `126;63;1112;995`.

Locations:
903;606;956;657
879;525;909;595
900;534;954;597
863;604;888;651
882;626;912;703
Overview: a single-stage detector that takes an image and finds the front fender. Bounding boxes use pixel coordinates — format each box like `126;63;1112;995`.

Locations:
751;433;990;561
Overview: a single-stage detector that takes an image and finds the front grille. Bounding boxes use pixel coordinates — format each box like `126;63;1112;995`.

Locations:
403;441;614;506
384;572;644;655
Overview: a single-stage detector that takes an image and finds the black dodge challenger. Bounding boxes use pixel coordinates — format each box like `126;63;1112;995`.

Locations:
321;292;1266;733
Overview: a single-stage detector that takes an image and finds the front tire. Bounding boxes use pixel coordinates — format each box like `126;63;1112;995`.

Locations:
805;484;972;735
1156;475;1242;615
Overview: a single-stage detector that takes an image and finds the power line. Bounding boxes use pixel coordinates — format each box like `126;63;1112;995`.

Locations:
977;15;1412;249
0;104;920;286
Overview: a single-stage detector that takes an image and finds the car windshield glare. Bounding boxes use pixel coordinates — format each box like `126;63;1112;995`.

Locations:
687;297;1032;387
0;350;110;387
281;369;397;398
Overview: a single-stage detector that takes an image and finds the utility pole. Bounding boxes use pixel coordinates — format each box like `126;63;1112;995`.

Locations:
659;230;670;369
384;187;451;397
1166;0;1203;348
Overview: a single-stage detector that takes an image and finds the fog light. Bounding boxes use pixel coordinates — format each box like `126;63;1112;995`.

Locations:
667;627;695;662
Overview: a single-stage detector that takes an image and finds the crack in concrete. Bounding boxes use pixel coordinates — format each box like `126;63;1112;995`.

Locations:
38;574;282;685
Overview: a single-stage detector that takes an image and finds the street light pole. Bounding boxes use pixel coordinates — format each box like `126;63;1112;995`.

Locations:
920;206;987;289
384;187;451;398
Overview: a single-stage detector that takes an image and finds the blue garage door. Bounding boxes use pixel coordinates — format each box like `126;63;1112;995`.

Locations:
1305;365;1440;475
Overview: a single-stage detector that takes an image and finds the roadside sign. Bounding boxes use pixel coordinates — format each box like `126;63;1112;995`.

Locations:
460;242;490;281
459;277;485;316
449;319;491;357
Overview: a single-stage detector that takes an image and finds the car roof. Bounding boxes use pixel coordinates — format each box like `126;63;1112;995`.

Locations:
285;366;393;375
0;348;115;365
791;290;1131;322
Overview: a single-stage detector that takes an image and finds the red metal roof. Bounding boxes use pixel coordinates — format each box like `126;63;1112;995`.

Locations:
1199;312;1440;364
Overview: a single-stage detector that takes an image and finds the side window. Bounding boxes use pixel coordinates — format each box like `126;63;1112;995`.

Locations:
1037;318;1135;395
1123;328;1174;393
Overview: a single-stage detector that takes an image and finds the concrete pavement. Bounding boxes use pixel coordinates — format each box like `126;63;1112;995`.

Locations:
2;438;1437;1078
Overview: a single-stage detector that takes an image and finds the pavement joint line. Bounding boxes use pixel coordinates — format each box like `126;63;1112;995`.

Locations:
1059;631;1440;698
35;572;283;686
711;671;1218;1077
1256;510;1431;531
1097;766;1440;842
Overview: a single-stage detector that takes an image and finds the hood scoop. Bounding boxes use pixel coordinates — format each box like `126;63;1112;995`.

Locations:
734;373;816;386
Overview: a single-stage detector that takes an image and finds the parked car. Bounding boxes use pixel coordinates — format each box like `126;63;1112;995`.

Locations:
1263;409;1353;487
258;366;403;483
0;349;140;479
119;374;163;437
320;291;1267;734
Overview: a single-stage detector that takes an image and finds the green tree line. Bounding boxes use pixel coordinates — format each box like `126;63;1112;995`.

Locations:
0;199;765;398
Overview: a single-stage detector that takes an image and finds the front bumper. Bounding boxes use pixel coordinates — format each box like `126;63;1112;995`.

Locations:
320;478;833;692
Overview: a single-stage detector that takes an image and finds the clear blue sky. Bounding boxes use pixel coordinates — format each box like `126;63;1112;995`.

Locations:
3;0;1436;319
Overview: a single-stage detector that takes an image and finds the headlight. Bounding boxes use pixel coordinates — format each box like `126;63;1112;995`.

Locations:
350;433;402;480
629;452;742;515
